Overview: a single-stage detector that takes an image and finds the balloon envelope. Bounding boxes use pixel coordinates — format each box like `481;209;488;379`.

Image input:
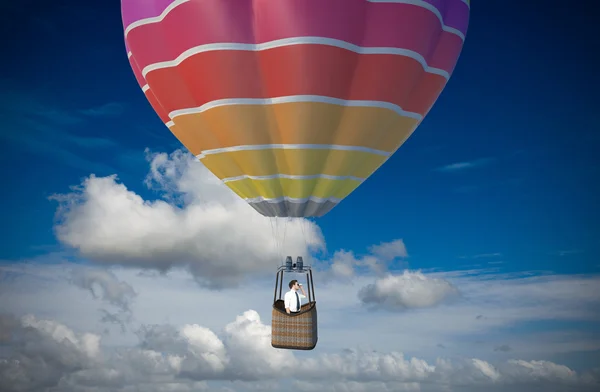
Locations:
121;0;470;217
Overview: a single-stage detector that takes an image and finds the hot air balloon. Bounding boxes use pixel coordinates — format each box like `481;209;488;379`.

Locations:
121;0;470;350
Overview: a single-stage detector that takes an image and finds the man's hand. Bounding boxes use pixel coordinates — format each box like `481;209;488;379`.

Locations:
300;285;307;296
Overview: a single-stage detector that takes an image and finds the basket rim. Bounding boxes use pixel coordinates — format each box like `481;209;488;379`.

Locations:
272;299;317;316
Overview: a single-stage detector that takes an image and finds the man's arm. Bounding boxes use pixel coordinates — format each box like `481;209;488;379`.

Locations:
299;285;307;299
284;292;291;314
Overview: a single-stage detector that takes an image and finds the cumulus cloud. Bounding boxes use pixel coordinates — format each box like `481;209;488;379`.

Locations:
69;267;138;332
5;134;600;391
70;268;136;312
320;239;408;282
358;271;460;311
2;261;600;390
369;240;408;261
0;314;101;392
50;149;325;289
49;147;415;290
0;311;598;392
4;261;600;359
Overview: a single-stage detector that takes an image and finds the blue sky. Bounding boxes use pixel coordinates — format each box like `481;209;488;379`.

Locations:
1;1;599;391
2;1;597;274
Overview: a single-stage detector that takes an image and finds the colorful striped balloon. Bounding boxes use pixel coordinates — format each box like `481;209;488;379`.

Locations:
121;0;470;218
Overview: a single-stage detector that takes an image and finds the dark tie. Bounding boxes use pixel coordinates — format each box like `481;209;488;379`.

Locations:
295;292;300;311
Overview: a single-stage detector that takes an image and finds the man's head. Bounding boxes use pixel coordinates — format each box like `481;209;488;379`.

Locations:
289;279;299;289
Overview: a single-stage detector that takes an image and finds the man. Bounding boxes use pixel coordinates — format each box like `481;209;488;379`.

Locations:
284;279;307;314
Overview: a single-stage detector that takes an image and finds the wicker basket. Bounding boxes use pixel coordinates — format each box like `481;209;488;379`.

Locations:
271;300;318;350
270;261;318;350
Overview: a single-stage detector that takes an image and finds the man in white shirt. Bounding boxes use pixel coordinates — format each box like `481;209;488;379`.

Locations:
284;279;307;314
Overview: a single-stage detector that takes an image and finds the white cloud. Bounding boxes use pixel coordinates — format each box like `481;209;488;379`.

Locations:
0;313;102;392
358;270;460;310
70;268;136;312
46;146;455;324
2;261;600;359
47;147;418;317
221;310;294;379
369;239;408;261
20;314;101;359
50;149;325;289
3;146;597;391
0;308;598;392
320;239;408;283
